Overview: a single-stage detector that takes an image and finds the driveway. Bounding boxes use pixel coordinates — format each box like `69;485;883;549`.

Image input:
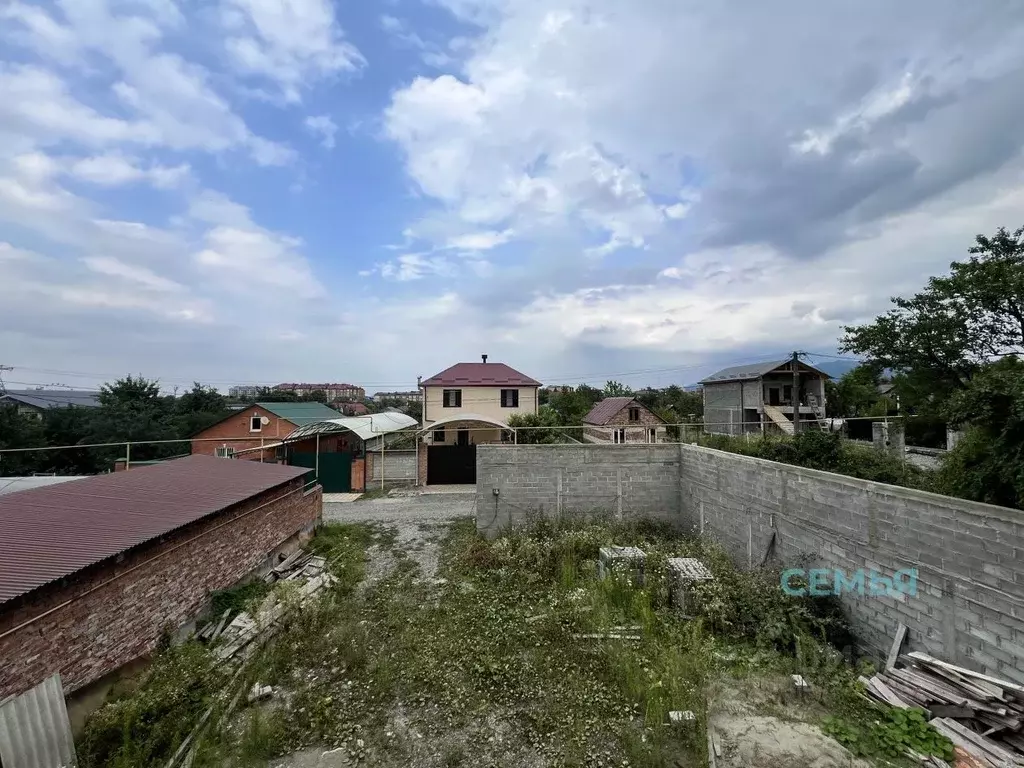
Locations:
323;490;476;525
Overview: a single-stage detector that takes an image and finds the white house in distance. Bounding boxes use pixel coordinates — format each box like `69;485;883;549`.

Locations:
419;355;541;446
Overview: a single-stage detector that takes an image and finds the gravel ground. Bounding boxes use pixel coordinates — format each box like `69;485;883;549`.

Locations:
323;492;476;583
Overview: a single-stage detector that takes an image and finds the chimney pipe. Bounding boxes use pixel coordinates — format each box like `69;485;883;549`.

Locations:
481;354;488;363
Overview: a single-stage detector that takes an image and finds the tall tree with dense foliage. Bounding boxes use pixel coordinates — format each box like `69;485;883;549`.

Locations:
0;406;45;475
936;357;1024;508
841;226;1024;403
603;380;633;397
506;409;565;443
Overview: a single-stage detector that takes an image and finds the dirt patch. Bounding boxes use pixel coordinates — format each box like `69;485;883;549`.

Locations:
709;679;872;768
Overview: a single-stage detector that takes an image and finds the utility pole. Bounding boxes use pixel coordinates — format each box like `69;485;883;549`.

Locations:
791;351;801;435
0;365;13;395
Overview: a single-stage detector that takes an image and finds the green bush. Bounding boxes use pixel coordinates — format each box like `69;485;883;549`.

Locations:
78;643;225;768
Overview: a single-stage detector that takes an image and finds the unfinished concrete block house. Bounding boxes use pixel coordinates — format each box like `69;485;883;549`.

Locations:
582;397;668;444
700;359;831;435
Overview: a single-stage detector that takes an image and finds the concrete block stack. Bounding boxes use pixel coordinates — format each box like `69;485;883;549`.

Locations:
667;557;714;617
598;546;646;586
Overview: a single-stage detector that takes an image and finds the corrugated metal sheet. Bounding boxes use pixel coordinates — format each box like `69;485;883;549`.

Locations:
582;397;637;425
255;401;344;423
0;455;312;604
285;412;418;442
421;362;541;387
0;674;77;768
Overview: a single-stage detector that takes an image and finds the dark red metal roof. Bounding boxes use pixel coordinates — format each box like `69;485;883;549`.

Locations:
421;362;541;387
0;455;312;604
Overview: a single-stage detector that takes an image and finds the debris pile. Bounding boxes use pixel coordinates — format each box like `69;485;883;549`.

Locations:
861;650;1024;767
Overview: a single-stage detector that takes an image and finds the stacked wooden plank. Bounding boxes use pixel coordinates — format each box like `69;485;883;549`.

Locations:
860;651;1024;767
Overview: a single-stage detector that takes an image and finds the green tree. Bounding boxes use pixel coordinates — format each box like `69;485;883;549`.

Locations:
40;406;102;475
175;383;229;438
0;406;45;475
841;226;1024;402
89;376;176;463
507;408;564;443
936;357;1024;508
827;363;888;418
547;385;602;426
603;380;633;397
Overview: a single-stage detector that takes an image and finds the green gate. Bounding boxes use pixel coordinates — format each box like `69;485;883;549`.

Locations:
288;451;352;493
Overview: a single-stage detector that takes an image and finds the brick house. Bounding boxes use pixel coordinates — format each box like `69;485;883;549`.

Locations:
582;397;668;444
0;455;320;717
191;401;343;461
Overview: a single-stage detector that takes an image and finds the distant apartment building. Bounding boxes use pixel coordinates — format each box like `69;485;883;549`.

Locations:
373;390;423;404
274;383;366;401
227;385;262;400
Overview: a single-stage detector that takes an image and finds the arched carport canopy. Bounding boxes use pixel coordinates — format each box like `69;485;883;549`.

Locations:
418;413;511;433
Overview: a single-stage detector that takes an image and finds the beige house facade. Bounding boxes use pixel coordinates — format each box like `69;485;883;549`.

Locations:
419;356;542;445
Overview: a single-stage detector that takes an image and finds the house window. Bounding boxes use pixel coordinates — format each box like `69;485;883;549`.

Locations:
783;385;793;403
433;428;446;443
215;446;235;458
628;407;640;422
649;429;657;443
500;389;519;408
249;415;262;432
614;428;626;444
443;389;462;408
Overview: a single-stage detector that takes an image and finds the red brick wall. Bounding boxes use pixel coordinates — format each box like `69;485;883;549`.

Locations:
0;478;322;700
191;406;298;461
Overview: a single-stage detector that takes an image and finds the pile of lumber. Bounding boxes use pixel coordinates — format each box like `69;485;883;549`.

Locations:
263;551;328;583
861;650;1024;767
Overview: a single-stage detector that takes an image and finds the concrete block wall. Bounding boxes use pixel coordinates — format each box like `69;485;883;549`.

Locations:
476;445;681;536
368;449;417;483
476;442;1024;683
679;444;1024;682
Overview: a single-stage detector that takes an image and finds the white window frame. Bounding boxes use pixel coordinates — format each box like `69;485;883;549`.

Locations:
648;428;657;443
614;428;626;444
249;415;263;433
216;446;235;458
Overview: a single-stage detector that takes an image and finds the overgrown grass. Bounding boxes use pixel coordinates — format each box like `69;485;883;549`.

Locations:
697;429;937;492
81;518;951;767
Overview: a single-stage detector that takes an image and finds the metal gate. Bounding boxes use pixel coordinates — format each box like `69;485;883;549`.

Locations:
288;451;352;493
427;444;476;484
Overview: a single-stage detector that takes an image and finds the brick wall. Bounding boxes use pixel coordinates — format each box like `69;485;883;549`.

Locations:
0;478;322;700
191;406;297;460
475;443;1024;683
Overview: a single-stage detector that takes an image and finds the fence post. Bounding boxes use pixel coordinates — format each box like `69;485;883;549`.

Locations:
381;437;385;491
125;442;131;470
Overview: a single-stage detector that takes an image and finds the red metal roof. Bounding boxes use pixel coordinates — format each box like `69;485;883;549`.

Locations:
421;362;541;387
0;455;312;604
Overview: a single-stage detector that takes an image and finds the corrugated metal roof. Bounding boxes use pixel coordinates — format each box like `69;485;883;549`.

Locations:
285;411;418;442
0;455;312;604
0;476;88;497
699;360;789;384
0;389;100;409
583;397;638;425
700;359;832;384
421;362;541;387
256;401;343;423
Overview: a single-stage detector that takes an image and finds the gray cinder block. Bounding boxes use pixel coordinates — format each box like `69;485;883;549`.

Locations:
598;546;646;585
667;557;714;616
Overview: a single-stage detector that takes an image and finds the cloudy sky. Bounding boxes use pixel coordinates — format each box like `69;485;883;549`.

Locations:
2;0;1024;394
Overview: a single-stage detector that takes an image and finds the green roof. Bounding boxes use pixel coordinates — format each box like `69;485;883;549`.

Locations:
257;401;343;424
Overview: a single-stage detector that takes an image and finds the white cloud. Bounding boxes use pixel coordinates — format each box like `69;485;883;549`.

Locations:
446;229;513;250
68;154;190;188
82;255;185;292
378;252;456;281
304;115;337;149
221;0;364;102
